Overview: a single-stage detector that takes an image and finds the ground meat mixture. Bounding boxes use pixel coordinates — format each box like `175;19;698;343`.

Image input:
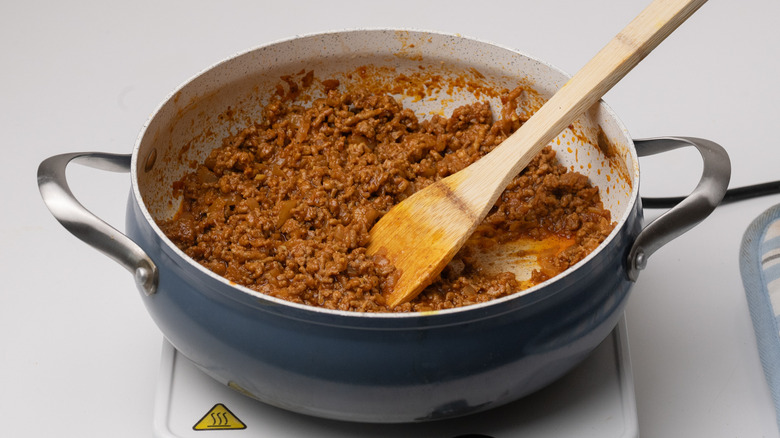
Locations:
159;82;615;312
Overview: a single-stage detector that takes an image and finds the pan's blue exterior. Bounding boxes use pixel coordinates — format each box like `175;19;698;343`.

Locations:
126;192;643;423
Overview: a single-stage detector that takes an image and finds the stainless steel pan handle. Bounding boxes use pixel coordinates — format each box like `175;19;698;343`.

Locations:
37;140;727;291
37;152;158;295
627;137;731;281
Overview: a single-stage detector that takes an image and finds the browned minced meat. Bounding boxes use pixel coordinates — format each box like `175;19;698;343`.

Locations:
159;86;615;312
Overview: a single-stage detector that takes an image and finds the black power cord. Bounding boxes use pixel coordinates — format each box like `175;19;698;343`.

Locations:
642;180;780;209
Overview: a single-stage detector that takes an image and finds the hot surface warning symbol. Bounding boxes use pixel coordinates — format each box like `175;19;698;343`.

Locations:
193;403;247;431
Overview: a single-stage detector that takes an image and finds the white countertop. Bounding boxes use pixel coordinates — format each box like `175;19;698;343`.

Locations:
3;0;779;436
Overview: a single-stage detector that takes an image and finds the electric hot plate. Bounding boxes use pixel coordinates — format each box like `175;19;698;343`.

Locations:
153;317;637;437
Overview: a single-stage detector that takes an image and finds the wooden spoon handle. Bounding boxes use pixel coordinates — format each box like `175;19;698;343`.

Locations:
457;0;707;214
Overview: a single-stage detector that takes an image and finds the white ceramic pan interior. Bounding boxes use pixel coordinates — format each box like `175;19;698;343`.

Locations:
134;29;639;288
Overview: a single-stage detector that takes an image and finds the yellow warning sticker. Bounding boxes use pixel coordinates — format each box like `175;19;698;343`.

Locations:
193;403;247;431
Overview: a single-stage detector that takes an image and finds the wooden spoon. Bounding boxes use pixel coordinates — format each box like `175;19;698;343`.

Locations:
367;0;708;308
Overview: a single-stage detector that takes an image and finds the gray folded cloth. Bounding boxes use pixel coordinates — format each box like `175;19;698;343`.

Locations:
741;203;780;433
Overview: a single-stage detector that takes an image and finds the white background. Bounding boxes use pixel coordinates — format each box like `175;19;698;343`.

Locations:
3;0;780;436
